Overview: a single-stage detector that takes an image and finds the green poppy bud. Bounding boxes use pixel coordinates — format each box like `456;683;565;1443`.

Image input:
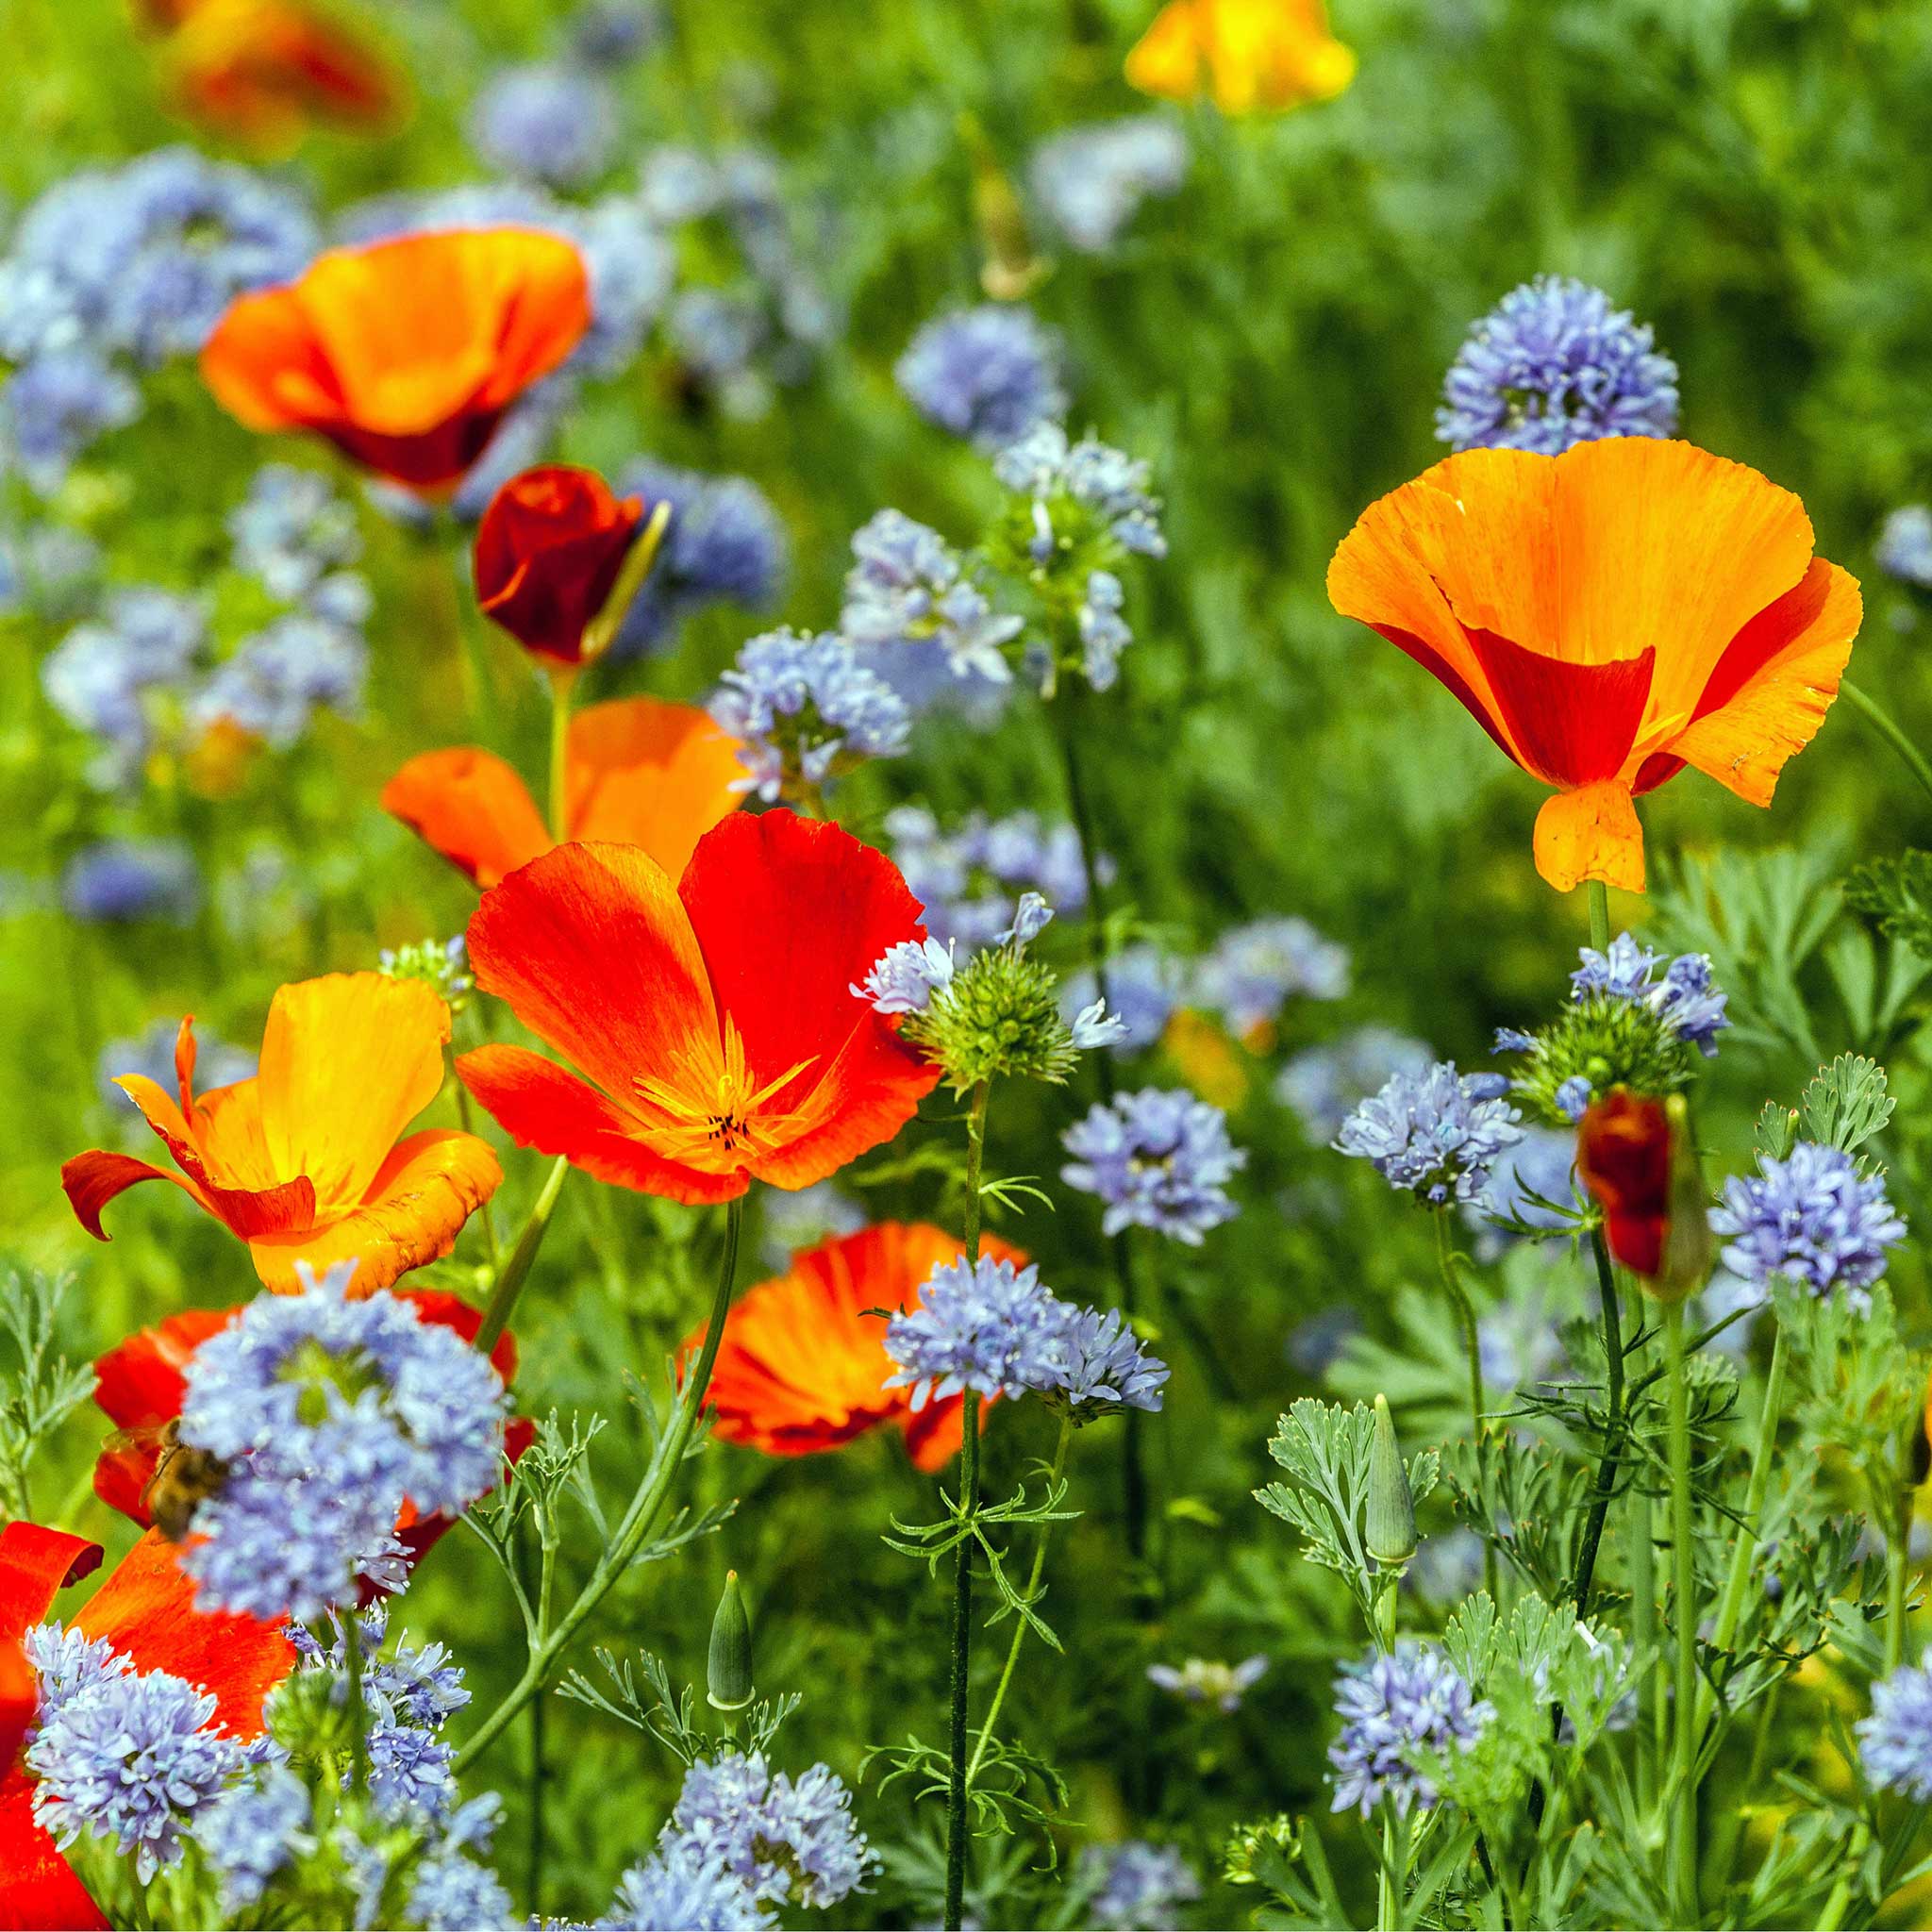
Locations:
707;1571;755;1714
1365;1394;1417;1567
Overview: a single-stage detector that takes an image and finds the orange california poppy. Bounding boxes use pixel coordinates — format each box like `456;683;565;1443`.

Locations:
458;811;941;1205
474;465;645;668
200;228;591;494
61;973;502;1295
699;1223;1024;1472
0;1520;293;1931
1325;438;1862;894
382;696;747;891
161;0;406;152
90;1294;534;1575
1126;0;1356;114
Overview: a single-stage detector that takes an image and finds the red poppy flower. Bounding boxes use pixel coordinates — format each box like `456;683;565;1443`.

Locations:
382;696;746;891
61;973;502;1296
161;0;407;152
458;812;941;1205
1326;439;1862;892
200;228;591;494
474;465;646;667
1576;1090;1672;1276
91;1294;536;1574
0;1521;293;1932
699;1224;1023;1471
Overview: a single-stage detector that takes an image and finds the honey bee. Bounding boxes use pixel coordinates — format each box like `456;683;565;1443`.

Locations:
103;1420;229;1541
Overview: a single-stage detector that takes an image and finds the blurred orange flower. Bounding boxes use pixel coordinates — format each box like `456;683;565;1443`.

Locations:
474;464;646;668
457;812;941;1205
382;696;746;891
699;1223;1024;1471
1326;438;1862;893
1126;0;1355;114
200;228;590;493
61;974;501;1294
159;0;406;152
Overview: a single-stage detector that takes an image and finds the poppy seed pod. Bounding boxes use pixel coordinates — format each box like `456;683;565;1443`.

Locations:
1366;1394;1417;1566
707;1571;755;1713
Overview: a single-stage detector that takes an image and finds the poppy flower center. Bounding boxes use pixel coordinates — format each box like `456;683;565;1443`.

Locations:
630;1020;823;1172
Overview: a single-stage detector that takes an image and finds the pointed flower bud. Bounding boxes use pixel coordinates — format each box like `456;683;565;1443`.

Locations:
706;1571;755;1713
1366;1394;1417;1567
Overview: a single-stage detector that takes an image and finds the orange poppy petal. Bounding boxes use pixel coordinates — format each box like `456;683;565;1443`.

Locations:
457;1044;742;1204
244;1126;501;1295
565;698;748;878
94;1307;240;1431
676;811;941;1182
1663;557;1861;807
200;279;341;431
60;1149;214;1241
465;841;718;1112
0;1767;106;1932
0;1524;102;1642
382;747;553;890
1533;780;1645;894
110;1074;315;1235
256;973;450;1216
1124;0;1205;100
74;1530;293;1736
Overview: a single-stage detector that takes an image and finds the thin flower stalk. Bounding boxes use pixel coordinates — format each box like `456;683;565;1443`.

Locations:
1662;1297;1698;1921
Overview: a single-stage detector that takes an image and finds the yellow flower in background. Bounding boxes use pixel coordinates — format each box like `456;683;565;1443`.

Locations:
1125;0;1356;116
1161;1008;1251;1112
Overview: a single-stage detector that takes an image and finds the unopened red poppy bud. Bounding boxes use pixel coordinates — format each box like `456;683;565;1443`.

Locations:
474;464;645;667
707;1570;755;1713
1576;1087;1671;1280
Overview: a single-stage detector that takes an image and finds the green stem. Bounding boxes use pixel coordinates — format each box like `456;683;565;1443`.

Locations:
1886;1474;1912;1677
475;1156;570;1355
966;1418;1074;1788
1698;1318;1790;1734
1632;1460;1658;1815
1434;1213;1495;1602
944;1083;991;1932
547;668;575;841
454;1194;743;1774
1587;876;1611;954
1664;1298;1698;1921
1567;1229;1627;1616
343;1610;368;1797
1840;677;1932;814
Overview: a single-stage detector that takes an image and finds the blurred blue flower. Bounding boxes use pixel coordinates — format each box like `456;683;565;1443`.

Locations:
602;1839;774;1930
841;508;1022;687
1877;506;1932;591
194;1768;310;1909
1709;1141;1906;1314
1287;1303;1362;1377
1472;1125;1577;1237
1194;916;1349;1037
1437;275;1679;455
896;304;1066;449
883;1253;1067;1408
1080;1841;1203;1930
1328;1641;1492;1818
612;458;787;656
994;421;1166;558
885;804;1095;952
470;62;621;187
1276;1026;1433;1143
26;1665;243;1882
1061;1087;1247;1243
667;285;768;383
711;628;908;800
62;839;201;924
98;1015;254;1118
1336;1061;1523;1207
42;588;205;782
669;1753;873;1909
193;615;368;749
1030;116;1188;254
0;520;99;619
1860;1662;1932;1800
408;1853;516;1932
2;349;141;491
227;464;362;605
1061;944;1182;1056
573;0;661;65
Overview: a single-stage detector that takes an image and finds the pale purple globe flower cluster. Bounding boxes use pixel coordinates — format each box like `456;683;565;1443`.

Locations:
896;304;1068;449
1029;116;1189;255
1859;1661;1932;1800
1708;1141;1907;1314
883;1253;1170;1421
1061;1087;1247;1244
1570;932;1729;1055
1336;1062;1524;1207
1193;916;1351;1037
841;508;1024;694
176;1259;510;1623
1436;275;1679;455
1328;1641;1493;1818
614;458;787;656
1080;1840;1204;1929
886;804;1096;952
669;1751;874;1910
